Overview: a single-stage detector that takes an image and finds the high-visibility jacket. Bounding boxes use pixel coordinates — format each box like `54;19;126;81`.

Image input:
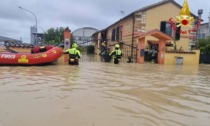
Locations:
64;47;81;59
109;49;122;58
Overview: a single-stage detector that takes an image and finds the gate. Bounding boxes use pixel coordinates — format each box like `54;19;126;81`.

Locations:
119;42;138;63
200;54;210;64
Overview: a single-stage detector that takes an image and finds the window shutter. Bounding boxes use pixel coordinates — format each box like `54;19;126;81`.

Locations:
175;24;181;40
160;21;166;33
116;27;119;41
112;29;116;41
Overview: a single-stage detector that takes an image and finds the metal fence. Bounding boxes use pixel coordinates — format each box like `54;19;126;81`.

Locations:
79;53;135;63
79;54;98;62
200;54;210;64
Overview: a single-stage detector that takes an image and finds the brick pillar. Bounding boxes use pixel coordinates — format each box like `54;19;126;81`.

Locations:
64;27;71;49
137;38;145;64
158;39;166;64
64;27;71;64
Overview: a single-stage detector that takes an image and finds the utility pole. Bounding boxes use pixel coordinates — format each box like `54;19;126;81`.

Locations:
120;10;125;19
18;6;38;45
197;9;203;40
131;14;135;62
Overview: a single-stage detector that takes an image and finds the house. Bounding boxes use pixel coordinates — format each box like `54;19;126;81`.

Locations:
0;36;33;53
198;23;210;39
0;41;33;53
0;35;22;43
72;27;98;46
92;0;200;64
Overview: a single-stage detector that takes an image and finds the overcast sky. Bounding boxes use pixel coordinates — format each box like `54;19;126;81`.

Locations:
0;0;209;43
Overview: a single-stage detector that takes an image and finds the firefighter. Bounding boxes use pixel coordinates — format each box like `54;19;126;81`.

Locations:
109;44;122;64
63;43;81;65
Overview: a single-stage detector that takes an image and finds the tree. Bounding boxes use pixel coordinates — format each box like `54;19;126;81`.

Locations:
195;36;210;54
44;27;65;45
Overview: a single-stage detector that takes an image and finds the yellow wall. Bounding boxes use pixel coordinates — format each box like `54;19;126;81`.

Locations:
145;2;191;51
164;50;200;65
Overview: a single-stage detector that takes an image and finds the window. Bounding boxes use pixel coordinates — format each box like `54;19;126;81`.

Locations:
111;29;116;41
101;31;107;42
116;27;119;41
141;15;146;23
160;21;181;40
165;23;172;36
198;34;202;39
202;33;205;38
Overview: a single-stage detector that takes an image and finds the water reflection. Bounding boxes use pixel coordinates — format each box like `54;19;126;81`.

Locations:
0;63;210;126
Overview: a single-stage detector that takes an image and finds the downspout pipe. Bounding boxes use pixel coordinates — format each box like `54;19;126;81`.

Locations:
131;14;135;62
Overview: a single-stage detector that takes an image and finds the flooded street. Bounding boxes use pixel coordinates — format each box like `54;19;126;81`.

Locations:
0;62;210;126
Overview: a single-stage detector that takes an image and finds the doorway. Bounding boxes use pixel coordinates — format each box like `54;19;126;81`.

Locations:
145;41;159;63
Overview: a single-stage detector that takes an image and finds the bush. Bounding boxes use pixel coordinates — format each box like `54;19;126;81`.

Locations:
195;36;210;54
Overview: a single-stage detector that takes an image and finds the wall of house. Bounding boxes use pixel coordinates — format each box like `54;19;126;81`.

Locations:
199;24;209;39
106;16;140;62
164;50;200;65
145;2;191;51
94;1;198;63
96;33;103;61
94;33;101;55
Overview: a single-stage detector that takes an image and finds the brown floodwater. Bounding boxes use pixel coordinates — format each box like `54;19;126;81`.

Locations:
0;61;210;126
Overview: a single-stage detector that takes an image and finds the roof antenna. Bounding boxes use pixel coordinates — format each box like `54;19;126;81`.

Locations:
120;10;125;19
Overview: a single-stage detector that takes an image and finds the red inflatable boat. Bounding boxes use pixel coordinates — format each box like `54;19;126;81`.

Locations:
0;47;62;65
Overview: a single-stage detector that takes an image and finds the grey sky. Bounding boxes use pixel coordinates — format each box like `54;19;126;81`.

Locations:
0;0;209;43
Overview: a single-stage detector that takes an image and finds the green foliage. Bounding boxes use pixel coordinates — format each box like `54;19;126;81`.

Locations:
44;27;65;45
87;45;95;54
195;36;210;54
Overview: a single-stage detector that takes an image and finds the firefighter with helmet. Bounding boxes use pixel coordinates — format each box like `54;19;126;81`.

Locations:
109;44;122;64
63;43;81;65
